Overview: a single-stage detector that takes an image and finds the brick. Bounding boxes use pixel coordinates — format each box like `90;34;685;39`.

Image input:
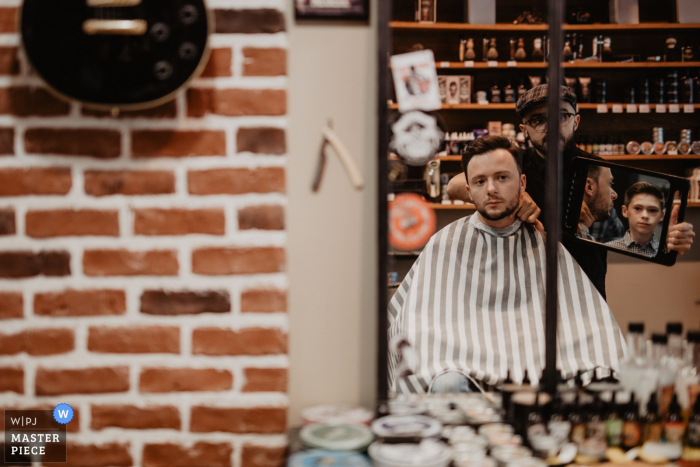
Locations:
62;443;133;467
0;8;17;33
0;292;22;319
88;326;179;354
143;442;232;467
0;47;19;75
241;288;287;313
0;127;12;154
34;289;125;317
243;368;287;393
0;87;69;116
0;167;71;196
192;247;285;275
140;290;230;315
215;9;285;34
0;251;70;278
25;128;121;158
84;170;175;196
187;88;286;117
237;128;285;155
82;100;176;118
238;205;284;230
132;130;225;158
26;209;119;238
91;405;180;430
241;445;286;467
134;208;225;236
192;327;287;356
188;167;285;195
35;367;129;395
0;208;15;235
0;329;73;355
200;48;232;77
140;368;232;393
83;249;178;276
0;367;23;393
190;406;286;433
242;48;286;77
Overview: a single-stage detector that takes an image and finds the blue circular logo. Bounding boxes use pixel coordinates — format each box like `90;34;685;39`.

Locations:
53;403;74;424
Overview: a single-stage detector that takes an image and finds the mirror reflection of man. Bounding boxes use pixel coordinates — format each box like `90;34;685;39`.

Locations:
577;166;618;240
388;136;626;395
447;84;695;299
606;182;666;257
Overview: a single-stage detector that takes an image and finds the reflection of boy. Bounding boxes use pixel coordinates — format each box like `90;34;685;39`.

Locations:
606;182;665;257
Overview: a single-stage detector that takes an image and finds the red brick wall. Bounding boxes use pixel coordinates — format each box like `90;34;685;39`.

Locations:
0;4;288;467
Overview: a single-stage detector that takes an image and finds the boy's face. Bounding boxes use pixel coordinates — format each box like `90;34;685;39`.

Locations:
622;193;665;236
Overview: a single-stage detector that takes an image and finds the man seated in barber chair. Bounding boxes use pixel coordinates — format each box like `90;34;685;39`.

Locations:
388;135;627;396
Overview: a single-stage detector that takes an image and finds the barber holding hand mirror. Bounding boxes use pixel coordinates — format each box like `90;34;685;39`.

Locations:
447;84;695;299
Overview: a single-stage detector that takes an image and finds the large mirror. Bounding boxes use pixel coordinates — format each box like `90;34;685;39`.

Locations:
378;0;700;410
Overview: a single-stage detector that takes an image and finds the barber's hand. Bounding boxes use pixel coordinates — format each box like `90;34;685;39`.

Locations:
515;192;541;224
667;204;695;255
533;220;545;233
579;201;595;229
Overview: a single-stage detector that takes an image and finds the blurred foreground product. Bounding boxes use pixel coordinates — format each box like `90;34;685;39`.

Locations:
288;450;372;467
20;0;211;111
302;405;374;426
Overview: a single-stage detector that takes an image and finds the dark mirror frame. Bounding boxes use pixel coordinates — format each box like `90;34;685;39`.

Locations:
564;157;691;266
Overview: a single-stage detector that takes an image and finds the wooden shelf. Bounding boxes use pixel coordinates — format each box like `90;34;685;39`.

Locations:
601;155;700;161
689;202;700;208
431;203;476;210
434;61;700;69
390;21;700;31
387;103;700;111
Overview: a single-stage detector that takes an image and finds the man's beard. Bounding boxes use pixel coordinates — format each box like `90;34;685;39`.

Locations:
530;135;577;156
589;195;612;222
478;196;519;221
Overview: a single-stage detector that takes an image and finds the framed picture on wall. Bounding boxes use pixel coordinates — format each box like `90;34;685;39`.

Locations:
295;0;370;21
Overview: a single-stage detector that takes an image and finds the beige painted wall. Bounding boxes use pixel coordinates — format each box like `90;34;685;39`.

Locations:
287;11;378;425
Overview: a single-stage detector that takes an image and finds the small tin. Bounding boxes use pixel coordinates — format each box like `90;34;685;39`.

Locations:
288;450;372;467
679;142;692;155
455;456;497;467
666;141;679;155
692;141;700;155
491;445;532;467
388;399;428;416
626;141;641;155
371;415;442;439
300;424;374;451
641;141;654;155
479;423;514;438
302;405;374;426
653;141;666;155
368;439;452;467
452;441;487;461
448;426;477;444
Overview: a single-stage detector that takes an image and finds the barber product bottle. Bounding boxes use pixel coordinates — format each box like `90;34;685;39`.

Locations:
569;393;587;445
517;79;527;99
586;395;606;443
532;38;544;61
548;396;572;447
683;72;694;104
606;392;623;447
487;38;498;61
490;81;501;103
622;393;641;449
515;38;526;61
643;393;663;442
652;333;677;417
664;393;685;444
465;38;476;60
522;369;531;385
563;34;573;61
526;394;546;442
686;392;700;447
504;81;515;103
665;36;681;62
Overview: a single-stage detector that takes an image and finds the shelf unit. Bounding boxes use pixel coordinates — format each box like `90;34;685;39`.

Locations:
430;201;700;209
390;22;700;31
388;103;700;110
390;155;700;162
431;61;700;69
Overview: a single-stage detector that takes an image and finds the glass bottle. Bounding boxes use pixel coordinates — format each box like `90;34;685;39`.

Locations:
676;331;700;418
490;81;501;103
664;393;685;444
643;393;663;442
487;38;498;61
527;393;546;443
622;392;642;450
652;332;677;417
517;79;527;99
515;38;526;61
686;390;700;447
465;38;476;60
606;392;623;447
532;38;544;61
504;80;515;103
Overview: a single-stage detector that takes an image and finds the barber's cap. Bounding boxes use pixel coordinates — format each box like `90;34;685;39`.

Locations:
515;84;578;118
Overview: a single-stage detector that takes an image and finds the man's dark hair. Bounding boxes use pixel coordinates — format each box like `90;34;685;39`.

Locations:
623;181;665;211
587;165;601;182
461;135;522;182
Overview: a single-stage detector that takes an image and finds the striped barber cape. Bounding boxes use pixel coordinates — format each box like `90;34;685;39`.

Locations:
388;214;626;395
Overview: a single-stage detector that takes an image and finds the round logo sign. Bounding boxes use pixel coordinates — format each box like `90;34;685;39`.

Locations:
388;193;436;251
